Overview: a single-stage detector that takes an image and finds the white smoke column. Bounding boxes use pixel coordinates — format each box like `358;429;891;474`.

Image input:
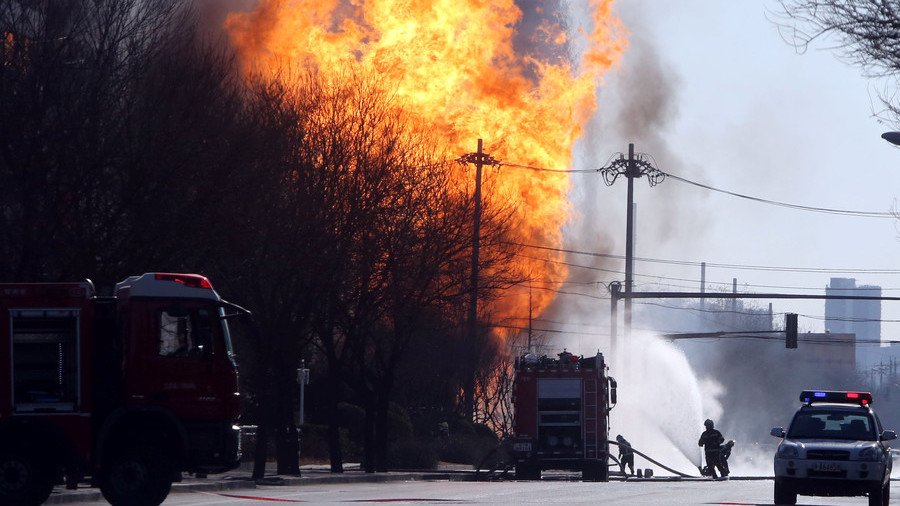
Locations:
609;331;721;474
552;0;735;477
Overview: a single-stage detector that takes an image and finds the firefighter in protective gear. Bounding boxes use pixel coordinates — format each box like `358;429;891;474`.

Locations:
698;419;727;478
720;440;735;476
616;434;634;475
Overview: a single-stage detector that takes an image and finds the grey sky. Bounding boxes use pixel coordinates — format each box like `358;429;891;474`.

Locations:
559;0;900;367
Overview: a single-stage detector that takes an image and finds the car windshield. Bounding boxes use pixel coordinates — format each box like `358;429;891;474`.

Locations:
788;410;876;441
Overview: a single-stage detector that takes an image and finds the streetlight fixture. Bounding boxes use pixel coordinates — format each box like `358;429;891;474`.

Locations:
881;131;900;146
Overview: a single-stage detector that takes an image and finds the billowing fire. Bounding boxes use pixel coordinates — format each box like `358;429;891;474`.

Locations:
225;0;625;329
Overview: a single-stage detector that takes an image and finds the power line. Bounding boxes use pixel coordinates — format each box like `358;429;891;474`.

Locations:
498;162;596;174
494;157;895;219
662;169;894;219
512;242;900;274
520;258;900;292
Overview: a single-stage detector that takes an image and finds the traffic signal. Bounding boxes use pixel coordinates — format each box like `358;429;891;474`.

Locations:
785;313;798;349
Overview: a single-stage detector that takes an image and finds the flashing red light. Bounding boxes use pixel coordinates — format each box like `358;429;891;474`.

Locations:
847;392;860;399
154;273;213;289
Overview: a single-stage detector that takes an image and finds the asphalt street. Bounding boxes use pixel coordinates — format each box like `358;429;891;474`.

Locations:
67;478;877;505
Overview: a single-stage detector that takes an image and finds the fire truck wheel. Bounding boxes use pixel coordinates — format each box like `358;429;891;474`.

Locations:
0;448;54;506
515;464;540;481
582;462;607;482
100;447;173;506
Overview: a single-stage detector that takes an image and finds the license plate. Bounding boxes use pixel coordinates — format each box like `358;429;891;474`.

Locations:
812;462;843;472
513;442;532;452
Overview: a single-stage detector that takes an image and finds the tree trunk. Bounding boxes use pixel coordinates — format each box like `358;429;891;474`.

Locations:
252;422;270;480
275;368;300;475
362;397;377;473
326;374;344;473
252;365;275;480
275;424;300;475
374;391;391;472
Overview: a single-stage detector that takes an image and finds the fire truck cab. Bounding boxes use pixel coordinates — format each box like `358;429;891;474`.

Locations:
0;273;245;506
510;350;617;481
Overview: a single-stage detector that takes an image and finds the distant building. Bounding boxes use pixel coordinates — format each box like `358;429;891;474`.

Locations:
799;332;856;373
825;278;881;370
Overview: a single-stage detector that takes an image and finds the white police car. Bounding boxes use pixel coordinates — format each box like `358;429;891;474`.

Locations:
771;391;895;506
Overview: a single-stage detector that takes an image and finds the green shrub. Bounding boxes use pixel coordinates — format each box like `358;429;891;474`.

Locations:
438;433;499;465
472;423;499;442
388;403;414;440
300;424;359;461
448;417;476;435
337;403;365;446
387;439;438;470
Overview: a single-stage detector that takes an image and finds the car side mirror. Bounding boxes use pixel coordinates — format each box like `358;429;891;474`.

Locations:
881;430;897;441
770;427;785;438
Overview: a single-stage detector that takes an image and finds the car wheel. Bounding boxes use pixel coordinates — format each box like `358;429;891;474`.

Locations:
774;478;796;505
868;482;885;506
0;448;54;506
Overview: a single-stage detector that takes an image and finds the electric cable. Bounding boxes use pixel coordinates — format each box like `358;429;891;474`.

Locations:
492;156;895;218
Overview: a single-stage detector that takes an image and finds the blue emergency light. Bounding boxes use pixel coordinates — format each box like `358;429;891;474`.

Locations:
799;390;872;406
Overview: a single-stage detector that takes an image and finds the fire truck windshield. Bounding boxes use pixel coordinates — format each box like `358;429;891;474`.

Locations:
218;306;236;365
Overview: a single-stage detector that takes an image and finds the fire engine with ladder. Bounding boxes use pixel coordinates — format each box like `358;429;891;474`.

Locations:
0;273;247;506
509;350;617;481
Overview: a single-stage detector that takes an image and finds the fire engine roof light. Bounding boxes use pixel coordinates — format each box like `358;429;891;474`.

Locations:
799;390;872;406
154;273;213;290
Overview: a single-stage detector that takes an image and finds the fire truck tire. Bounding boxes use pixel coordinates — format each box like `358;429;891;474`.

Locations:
0;448;54;506
773;478;796;505
515;464;540;481
100;447;173;506
582;462;607;482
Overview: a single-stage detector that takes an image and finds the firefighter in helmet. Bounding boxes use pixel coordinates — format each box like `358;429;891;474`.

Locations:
698;419;727;478
616;434;635;475
720;440;735;476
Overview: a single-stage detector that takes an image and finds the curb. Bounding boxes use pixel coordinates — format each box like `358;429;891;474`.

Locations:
45;471;770;504
46;471;474;504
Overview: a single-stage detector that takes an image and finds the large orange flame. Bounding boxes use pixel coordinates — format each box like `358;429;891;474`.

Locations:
225;0;625;330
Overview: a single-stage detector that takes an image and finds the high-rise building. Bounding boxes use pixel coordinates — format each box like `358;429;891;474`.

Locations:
825;277;881;370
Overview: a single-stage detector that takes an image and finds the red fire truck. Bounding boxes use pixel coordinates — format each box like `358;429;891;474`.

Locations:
509;350;617;481
0;273;246;506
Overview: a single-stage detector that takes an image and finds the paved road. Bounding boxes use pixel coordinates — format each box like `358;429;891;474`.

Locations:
70;478;878;505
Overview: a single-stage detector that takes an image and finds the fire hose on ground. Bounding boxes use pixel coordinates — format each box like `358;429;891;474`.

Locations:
475;440;699;480
609;440;696;478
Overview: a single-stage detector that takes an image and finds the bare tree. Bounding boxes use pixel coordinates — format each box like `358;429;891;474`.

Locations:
775;0;900;119
0;0;243;283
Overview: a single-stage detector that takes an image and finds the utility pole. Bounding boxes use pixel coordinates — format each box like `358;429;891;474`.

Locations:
609;281;621;364
459;139;496;420
700;262;706;310
527;283;534;352
601;144;665;346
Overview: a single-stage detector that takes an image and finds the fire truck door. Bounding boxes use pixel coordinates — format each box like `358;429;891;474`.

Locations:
139;303;219;418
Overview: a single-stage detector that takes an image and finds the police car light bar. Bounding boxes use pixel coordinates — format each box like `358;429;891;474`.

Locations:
799;390;873;406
